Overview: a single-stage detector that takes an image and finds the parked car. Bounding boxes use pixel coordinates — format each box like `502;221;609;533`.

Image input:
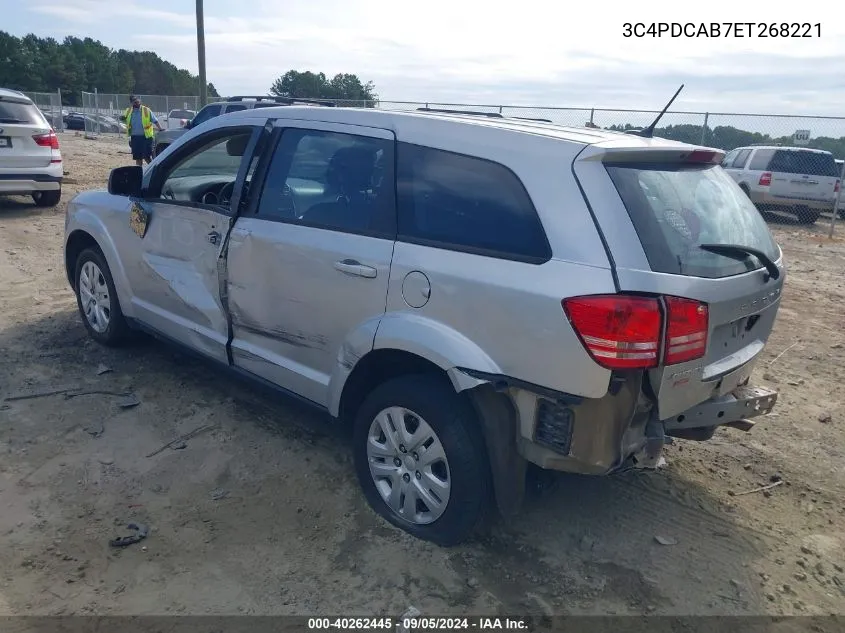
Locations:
153;96;334;157
64;107;783;545
164;108;196;131
0;87;63;206
836;159;845;219
722;145;839;223
63;112;126;134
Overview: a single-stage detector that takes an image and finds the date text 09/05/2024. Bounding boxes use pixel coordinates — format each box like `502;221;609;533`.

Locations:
307;617;529;630
623;22;821;37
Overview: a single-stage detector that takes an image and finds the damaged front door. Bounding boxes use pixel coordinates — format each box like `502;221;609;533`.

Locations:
128;124;261;363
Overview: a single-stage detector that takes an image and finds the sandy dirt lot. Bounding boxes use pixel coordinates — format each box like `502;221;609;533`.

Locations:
1;133;844;618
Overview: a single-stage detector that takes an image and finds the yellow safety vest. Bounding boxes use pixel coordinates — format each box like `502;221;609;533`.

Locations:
123;105;155;139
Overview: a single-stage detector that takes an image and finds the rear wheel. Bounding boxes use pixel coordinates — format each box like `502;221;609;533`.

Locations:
795;207;820;224
352;374;491;546
32;188;61;207
74;247;131;346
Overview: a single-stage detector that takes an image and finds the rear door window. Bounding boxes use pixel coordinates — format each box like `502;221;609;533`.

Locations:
396;143;551;262
732;149;752;169
606;163;779;279
190;104;221;127
768;150;837;177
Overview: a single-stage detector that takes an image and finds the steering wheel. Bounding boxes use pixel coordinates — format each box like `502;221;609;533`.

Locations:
218;181;235;207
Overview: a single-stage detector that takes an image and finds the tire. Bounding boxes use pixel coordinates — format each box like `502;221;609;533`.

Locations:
795;207;820;224
739;185;751;199
32;188;61;207
352;374;491;546
73;247;131;346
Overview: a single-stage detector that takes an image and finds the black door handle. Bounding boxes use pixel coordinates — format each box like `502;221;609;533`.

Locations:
208;231;221;245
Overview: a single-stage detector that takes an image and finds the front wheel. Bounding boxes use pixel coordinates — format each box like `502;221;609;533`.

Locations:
352;374;491;546
74;247;131;346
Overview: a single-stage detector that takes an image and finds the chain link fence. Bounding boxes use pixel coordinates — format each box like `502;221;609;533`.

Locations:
22;90;64;131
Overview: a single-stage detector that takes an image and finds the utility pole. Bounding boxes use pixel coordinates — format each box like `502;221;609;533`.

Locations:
196;0;207;107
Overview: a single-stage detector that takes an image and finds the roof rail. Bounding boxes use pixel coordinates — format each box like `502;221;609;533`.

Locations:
228;95;335;107
416;107;504;118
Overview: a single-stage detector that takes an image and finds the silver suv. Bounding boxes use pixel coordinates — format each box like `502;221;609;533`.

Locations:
153;96;333;157
64;107;783;545
722;144;839;223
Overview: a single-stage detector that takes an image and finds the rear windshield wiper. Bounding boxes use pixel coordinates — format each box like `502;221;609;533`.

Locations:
699;243;780;280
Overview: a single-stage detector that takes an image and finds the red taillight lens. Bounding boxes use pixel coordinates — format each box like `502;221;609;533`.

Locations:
562;295;661;370
835;179;840;193
759;172;772;186
563;294;709;370
32;131;60;150
664;296;709;365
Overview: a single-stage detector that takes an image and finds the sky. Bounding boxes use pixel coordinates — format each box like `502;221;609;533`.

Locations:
5;0;844;119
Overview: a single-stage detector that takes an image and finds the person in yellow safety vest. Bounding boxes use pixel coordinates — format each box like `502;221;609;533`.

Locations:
123;95;163;166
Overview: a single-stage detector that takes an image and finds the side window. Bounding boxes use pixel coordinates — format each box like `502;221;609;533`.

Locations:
224;104;247;114
191;104;221;127
396;143;551;262
255;128;395;236
748;149;775;171
152;129;254;209
732;149;752;169
721;149;738;168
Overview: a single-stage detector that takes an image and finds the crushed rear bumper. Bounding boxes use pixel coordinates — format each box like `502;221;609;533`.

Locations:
663;384;778;433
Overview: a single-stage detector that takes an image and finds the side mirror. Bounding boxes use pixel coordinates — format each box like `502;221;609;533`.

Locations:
108;166;143;197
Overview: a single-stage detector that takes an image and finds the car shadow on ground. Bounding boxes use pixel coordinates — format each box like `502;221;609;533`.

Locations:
0;196;60;219
0;309;769;615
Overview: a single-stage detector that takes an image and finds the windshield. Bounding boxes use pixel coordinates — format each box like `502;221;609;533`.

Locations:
606;163;780;279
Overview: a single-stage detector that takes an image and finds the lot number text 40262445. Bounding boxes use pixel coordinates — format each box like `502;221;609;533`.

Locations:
622;22;821;38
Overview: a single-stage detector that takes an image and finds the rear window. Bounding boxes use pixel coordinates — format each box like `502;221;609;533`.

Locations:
768;150;837;177
0;99;46;125
606;163;780;279
168;109;194;119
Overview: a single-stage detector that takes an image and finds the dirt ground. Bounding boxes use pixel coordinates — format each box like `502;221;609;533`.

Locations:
0;133;844;618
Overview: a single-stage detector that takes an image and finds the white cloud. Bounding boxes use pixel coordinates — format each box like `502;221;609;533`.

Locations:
20;0;845;115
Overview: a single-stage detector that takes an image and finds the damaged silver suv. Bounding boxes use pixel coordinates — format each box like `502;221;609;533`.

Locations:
63;105;783;545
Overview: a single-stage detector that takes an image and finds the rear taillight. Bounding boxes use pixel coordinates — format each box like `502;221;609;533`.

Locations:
664;296;709;365
835;179;840;193
563;294;709;370
759;172;772;186
33;131;60;150
562;296;661;370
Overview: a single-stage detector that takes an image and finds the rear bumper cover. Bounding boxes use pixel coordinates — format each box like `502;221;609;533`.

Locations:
509;378;777;476
0;172;62;194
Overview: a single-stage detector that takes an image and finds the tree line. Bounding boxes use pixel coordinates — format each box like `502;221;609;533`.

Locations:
0;31;218;105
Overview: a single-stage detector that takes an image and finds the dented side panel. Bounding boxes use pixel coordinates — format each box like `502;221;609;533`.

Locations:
226;218;394;408
127;201;232;363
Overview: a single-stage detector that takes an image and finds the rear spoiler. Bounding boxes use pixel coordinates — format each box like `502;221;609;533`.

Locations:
590;146;726;165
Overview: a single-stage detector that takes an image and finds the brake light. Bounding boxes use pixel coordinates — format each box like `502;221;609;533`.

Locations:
685;150;719;164
32;131;60;150
664;297;709;365
563;294;709;370
759;172;772;186
562;296;661;370
835;179;840;193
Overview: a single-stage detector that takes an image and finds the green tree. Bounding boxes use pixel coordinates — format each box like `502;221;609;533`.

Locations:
269;70;377;105
0;30;219;105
